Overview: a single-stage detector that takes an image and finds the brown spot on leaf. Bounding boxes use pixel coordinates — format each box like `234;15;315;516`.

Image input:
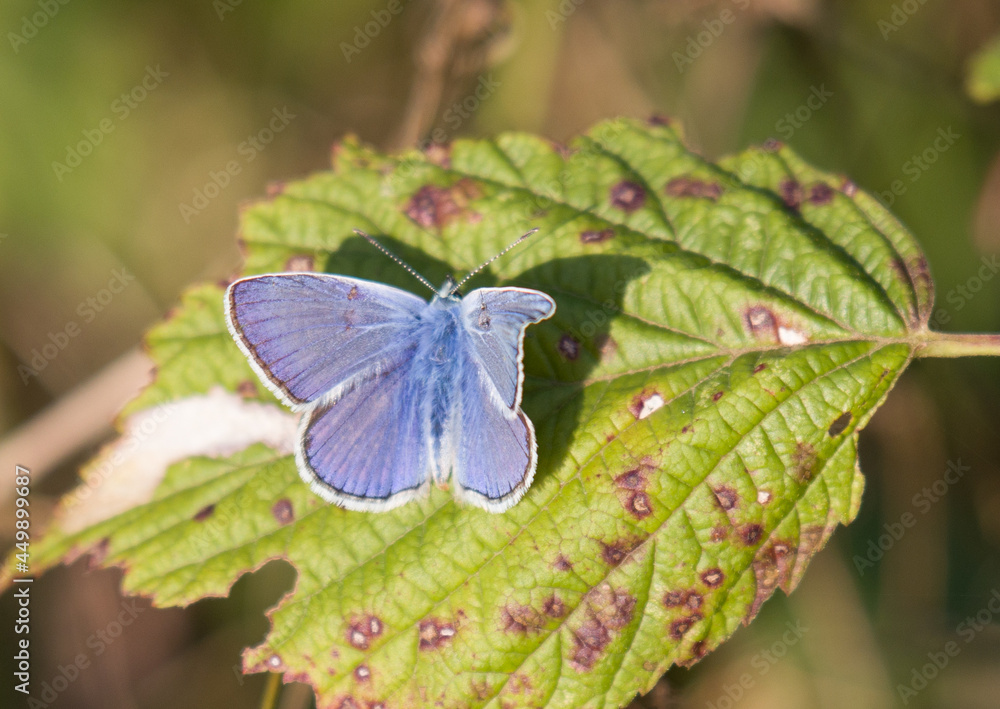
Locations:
336;698;360;709
508;673;533;695
609;180;646;212
701;568;725;588
405;180;481;228
808;182;835;205
626;492;653;519
778;178;803;210
542;595;566;618
685;592;704;611
713;486;739;511
712;390;724;402
271;498;294;525
663;590;687;608
558;334;581;360
753;363;768;374
665;177;723;200
471;681;492;701
745;305;778;341
828;412;852;437
740;524;765;546
418;618;456;650
346;615;384;650
678;638;709;667
193;504;215;522
600;536;642;566
353;665;370;682
569;585;636;671
841;178;858;197
553;555;574;572
746;538;800;623
792;442;817;483
711;526;728;542
669;614;702;640
501;604;546;634
347;627;369;650
615;466;649;490
762;138;783;152
628;389;664;419
580;228;615;244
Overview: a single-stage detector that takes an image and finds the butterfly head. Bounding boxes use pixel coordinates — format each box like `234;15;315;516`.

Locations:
437;276;461;300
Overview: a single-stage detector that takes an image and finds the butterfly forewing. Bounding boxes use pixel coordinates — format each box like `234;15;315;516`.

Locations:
458;287;556;408
225;273;426;408
452;287;555;511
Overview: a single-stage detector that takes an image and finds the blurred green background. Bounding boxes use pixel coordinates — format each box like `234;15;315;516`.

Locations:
2;0;1000;707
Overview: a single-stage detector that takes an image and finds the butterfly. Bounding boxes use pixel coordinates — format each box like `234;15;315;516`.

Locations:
224;230;555;513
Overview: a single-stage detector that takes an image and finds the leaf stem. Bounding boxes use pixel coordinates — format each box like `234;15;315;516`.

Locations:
259;672;282;709
915;332;1000;358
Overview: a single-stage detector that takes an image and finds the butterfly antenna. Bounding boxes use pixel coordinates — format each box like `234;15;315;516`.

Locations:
353;229;438;295
451;228;539;295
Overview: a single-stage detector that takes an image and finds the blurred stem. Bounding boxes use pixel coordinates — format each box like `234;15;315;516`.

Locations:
390;0;464;149
915;332;1000;358
259;673;282;709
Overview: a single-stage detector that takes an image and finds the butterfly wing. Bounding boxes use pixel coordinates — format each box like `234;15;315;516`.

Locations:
452;287;555;512
225;273;426;409
296;348;431;511
458;287;556;408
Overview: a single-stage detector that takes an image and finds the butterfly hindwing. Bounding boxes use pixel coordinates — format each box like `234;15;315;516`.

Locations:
225;273;425;408
296;347;431;511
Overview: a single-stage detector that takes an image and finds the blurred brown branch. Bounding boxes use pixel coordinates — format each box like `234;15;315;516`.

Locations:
390;0;509;149
0;348;153;507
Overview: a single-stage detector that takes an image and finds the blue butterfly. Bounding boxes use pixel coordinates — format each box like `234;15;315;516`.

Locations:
224;230;555;513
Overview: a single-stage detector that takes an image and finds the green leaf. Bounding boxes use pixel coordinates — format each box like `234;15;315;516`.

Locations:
967;34;1000;104
11;118;967;708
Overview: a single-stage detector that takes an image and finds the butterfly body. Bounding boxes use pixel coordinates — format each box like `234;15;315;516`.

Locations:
225;271;555;513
